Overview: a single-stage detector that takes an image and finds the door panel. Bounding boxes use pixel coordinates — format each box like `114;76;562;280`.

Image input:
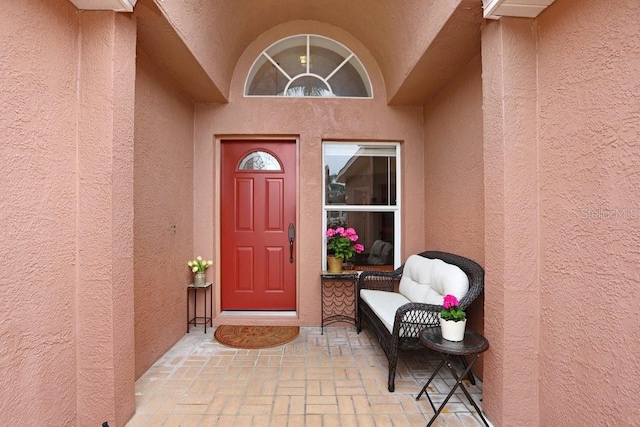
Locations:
236;247;254;291
221;140;296;310
236;179;254;230
266;248;284;291
266;179;283;230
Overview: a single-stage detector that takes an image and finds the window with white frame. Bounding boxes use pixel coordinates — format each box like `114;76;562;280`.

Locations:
245;35;372;98
323;142;400;270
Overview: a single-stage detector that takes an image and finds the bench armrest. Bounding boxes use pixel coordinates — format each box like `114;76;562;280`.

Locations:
358;269;402;293
392;302;442;338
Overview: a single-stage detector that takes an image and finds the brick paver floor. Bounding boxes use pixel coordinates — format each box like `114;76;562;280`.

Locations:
127;326;488;426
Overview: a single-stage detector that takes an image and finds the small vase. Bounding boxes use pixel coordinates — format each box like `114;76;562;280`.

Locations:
327;256;343;273
194;271;207;287
439;317;467;342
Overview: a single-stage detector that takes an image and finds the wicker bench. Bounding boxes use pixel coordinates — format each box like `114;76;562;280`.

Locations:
356;251;484;392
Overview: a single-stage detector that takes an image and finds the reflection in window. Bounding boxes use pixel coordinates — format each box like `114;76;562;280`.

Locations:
285;76;332;97
323;142;400;269
326;211;395;269
324;144;397;206
245;35;372;98
238;151;282;171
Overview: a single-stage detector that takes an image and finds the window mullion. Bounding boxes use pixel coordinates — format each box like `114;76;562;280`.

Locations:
264;53;292;80
306;35;310;75
325;53;354;82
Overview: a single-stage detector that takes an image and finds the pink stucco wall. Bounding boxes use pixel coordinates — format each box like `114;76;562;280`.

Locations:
134;50;195;378
482;17;541;426
482;1;640;424
77;11;137;426
155;0;477;105
193;21;426;326
423;55;484;266
1;3;137;425
536;0;640;424
0;1;79;424
423;54;485;375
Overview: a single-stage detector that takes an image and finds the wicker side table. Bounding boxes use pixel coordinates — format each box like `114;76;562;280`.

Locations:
417;328;490;427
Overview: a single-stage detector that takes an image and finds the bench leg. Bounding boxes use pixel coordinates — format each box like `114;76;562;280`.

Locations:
387;347;400;392
388;361;396;392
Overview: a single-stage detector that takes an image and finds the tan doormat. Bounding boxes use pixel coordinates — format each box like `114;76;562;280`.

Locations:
214;325;300;349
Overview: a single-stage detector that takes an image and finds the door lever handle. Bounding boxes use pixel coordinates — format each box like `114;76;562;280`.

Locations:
288;223;295;263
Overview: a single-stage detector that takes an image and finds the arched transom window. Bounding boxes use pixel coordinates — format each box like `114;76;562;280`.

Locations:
245;35;372;98
238;151;282;171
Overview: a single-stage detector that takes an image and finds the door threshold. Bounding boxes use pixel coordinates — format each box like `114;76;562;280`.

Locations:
220;311;298;317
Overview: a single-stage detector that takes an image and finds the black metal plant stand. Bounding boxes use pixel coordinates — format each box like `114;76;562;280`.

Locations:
187;283;212;333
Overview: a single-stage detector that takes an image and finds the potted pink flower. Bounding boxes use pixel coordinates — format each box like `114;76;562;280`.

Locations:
326;226;364;273
439;294;467;341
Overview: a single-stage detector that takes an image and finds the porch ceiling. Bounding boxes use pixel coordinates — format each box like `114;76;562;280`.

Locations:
134;0;483;105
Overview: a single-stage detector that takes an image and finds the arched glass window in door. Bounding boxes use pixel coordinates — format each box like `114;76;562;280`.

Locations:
245;35;372;98
238;151;282;171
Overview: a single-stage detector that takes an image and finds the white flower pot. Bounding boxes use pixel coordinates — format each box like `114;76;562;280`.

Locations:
439;317;467;342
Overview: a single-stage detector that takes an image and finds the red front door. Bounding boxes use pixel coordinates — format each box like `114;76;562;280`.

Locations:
221;140;296;310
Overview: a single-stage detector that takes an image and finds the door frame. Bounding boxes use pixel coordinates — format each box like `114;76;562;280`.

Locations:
214;136;300;317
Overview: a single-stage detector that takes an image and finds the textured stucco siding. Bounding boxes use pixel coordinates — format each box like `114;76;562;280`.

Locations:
0;1;79;425
423;54;485;375
482;17;540;426
537;0;640;424
134;50;195;378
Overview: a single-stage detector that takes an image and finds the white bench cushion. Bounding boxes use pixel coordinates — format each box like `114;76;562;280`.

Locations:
360;289;410;333
398;255;469;305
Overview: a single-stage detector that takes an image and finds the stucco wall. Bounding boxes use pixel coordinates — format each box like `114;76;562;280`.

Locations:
134;50;195;378
537;0;640;424
423;55;484;266
422;55;485;373
76;11;137;426
155;0;467;105
0;1;79;424
193;21;425;325
482;16;541;426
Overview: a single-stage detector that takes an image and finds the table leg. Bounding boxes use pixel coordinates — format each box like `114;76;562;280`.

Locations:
204;287;207;334
446;355;489;426
187;287;190;333
194;288;198;331
321;281;324;335
460;354;477;385
416;358;446;412
453;356;481;407
426;354;490;427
